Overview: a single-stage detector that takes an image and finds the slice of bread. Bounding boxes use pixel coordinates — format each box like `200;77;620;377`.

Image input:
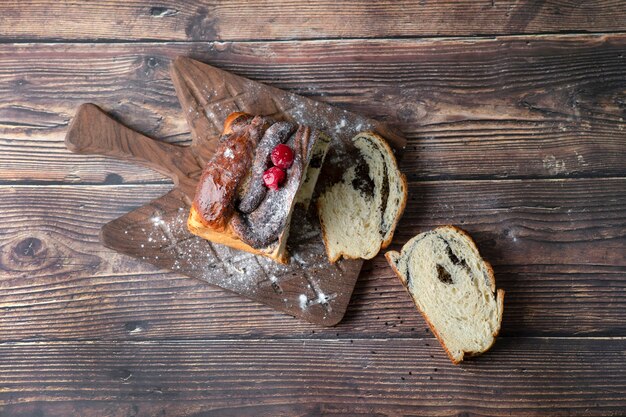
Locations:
317;132;407;262
385;226;504;364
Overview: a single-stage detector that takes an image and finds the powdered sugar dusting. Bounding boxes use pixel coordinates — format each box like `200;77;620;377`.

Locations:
127;201;346;313
284;97;375;143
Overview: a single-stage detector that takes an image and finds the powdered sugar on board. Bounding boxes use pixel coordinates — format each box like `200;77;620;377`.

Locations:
202;75;376;153
172;92;371;314
283;97;375;146
122;200;349;318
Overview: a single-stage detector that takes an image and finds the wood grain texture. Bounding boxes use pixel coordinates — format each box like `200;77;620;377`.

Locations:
66;104;199;193
2;8;626;413
2;35;625;185
1;0;625;41
0;338;624;416
1;177;623;341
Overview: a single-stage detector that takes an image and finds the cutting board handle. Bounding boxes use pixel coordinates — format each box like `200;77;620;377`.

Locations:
65;103;201;192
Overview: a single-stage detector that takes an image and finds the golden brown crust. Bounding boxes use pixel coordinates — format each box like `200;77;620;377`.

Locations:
222;112;253;135
381;171;408;249
384;226;504;365
191;114;266;231
188;205;287;264
365;131;407;250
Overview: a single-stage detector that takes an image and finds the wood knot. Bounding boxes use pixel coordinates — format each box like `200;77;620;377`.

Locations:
124;321;148;334
104;173;123;185
149;7;179;17
146;57;159;68
138;56;162;77
12;78;28;88
14;237;42;258
3;235;51;274
110;368;133;383
3;234;100;276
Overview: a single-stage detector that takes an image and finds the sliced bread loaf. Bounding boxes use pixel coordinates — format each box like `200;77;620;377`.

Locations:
385;226;504;364
317;132;407;262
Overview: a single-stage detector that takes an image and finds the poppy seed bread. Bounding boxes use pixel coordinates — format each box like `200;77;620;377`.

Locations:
317;132;407;262
385;226;504;364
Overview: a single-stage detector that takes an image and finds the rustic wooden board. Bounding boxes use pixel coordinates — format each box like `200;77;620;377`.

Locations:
2;36;626;185
64;57;405;326
1;0;625;41
1;177;624;340
0;338;625;415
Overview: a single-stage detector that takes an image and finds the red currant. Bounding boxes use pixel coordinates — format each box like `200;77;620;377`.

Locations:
263;166;286;190
271;144;294;169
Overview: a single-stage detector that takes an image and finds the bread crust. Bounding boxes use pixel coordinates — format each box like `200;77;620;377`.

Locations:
222;112;253;135
191;114;266;231
381;170;408;249
384;226;504;364
373;131;408;250
188;205;287;264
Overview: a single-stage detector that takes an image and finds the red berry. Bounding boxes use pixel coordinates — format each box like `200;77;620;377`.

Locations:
263;166;286;190
271;144;294;169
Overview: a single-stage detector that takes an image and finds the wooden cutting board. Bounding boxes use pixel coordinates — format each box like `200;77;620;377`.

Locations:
65;57;405;326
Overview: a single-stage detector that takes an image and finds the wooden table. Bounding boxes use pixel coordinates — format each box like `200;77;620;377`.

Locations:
1;2;625;416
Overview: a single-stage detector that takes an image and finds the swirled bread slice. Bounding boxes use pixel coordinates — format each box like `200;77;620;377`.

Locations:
317;132;407;262
385;226;504;364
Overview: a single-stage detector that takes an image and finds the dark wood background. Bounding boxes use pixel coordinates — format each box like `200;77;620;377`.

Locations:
1;1;625;416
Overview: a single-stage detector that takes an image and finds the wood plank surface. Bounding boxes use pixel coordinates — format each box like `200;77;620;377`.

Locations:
1;1;625;41
2;2;626;413
2;35;625;185
1;177;623;340
0;338;624;416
